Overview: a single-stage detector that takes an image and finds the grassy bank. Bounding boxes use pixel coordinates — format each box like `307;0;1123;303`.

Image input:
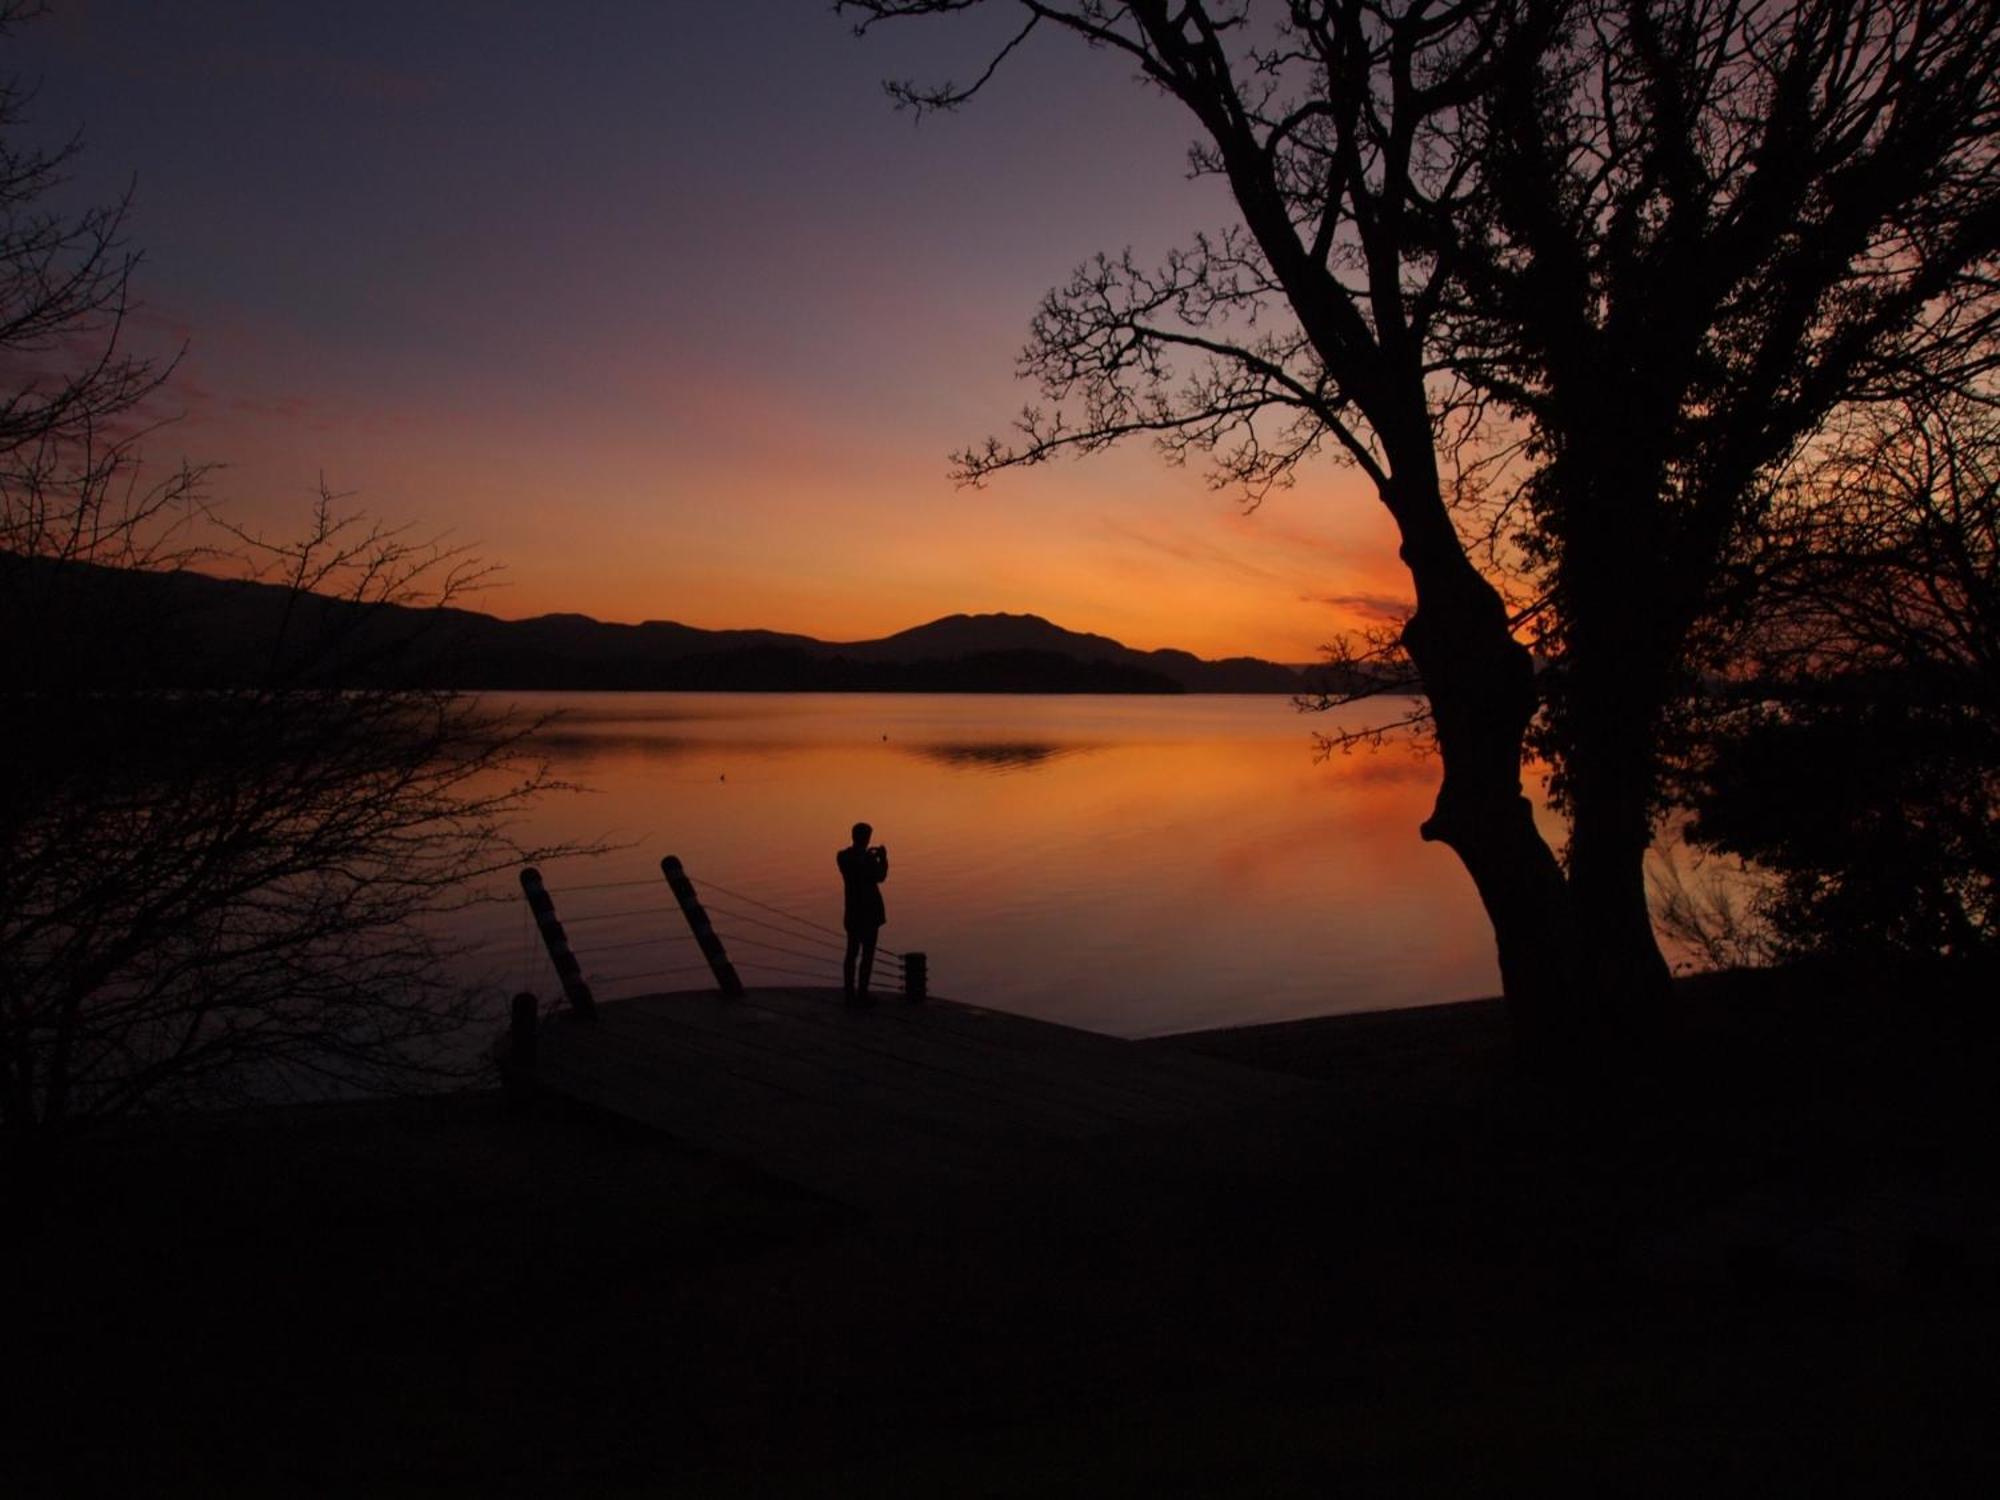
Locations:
7;965;1996;1495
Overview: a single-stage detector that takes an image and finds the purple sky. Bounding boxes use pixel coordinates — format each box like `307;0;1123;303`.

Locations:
16;1;1402;658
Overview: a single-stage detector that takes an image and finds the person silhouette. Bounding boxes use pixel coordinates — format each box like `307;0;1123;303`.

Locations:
836;821;888;1005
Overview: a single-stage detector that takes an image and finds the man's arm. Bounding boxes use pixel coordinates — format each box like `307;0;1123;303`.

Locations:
872;847;889;882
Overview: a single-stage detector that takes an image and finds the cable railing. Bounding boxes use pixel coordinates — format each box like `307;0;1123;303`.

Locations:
508;855;927;1014
694;879;907;964
556;904;687;927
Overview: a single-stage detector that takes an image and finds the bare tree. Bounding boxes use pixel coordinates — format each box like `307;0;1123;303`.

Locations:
0;0;198;577
0;9;578;1140
2;495;578;1138
842;0;2000;1040
846;0;1587;1039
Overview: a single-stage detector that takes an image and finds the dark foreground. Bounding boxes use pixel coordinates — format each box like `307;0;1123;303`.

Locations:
8;966;1997;1495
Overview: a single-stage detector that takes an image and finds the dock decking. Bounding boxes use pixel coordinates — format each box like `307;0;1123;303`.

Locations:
526;987;1306;1207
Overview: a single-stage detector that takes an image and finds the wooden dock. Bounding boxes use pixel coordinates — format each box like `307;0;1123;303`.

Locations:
521;986;1307;1208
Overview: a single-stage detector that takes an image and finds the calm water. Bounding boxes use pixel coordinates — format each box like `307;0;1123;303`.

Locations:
452;692;1572;1037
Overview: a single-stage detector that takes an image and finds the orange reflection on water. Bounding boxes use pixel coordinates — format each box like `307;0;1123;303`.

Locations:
490;693;1510;1036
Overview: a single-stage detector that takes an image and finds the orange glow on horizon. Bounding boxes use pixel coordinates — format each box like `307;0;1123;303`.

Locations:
43;0;1438;670
193;385;1419;663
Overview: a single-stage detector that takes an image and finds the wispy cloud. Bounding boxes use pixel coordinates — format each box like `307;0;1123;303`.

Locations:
1096;516;1296;587
1302;591;1413;625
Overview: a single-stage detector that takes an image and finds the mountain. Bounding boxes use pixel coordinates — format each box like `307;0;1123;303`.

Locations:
834;612;1316;693
2;555;1372;694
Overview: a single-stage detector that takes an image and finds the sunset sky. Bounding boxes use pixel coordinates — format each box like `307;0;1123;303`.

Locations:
18;0;1410;661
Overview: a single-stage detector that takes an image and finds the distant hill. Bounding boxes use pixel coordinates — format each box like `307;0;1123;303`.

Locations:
839;612;1316;693
1;555;1383;695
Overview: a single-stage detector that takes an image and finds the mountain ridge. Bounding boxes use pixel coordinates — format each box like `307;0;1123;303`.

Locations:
3;555;1374;694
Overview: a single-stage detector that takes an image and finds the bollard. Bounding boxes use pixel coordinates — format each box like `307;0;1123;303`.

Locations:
504;991;538;1102
518;868;597;1017
903;951;927;1003
660;856;746;998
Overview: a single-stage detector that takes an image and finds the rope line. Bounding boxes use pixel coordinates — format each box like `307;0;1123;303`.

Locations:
586;960;718;986
701;901;846;953
708;900;912;968
547;876;658;894
450;913;552;939
587;932;699;956
596;985;721;1003
725;932;842;969
698;879;905;962
733;958;843;985
695;880;848;942
506;871;912;990
557;905;683;927
453;930;540;952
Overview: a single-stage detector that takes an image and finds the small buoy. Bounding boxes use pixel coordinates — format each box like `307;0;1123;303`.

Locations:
719;773;726;782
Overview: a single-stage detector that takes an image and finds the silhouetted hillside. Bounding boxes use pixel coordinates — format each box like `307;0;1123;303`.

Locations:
1;555;1384;694
845;612;1315;692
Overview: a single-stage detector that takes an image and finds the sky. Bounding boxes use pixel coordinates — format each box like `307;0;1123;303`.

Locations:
14;0;1409;661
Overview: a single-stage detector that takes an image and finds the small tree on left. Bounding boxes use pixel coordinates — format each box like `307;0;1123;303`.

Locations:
0;6;573;1141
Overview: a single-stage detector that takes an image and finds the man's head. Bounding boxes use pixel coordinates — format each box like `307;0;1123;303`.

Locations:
851;821;872;847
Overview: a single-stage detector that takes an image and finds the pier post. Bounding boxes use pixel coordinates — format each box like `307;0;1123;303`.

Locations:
504;992;539;1102
903;952;927;1003
518;868;597;1018
660;856;746;998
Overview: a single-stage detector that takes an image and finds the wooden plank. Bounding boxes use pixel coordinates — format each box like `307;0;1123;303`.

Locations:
905;999;1309;1099
713;987;1205;1095
528;987;1309;1209
737;987;1299;1109
604;1006;1126;1137
607;992;1183;1132
646;988;1235;1122
534;1020;1009;1202
595;1004;1091;1147
553;1012;994;1159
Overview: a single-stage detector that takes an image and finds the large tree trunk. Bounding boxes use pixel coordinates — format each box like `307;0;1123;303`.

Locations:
1156;4;1600;1048
1393;494;1589;1045
1557;466;1679;1018
1552;648;1680;1012
1563;729;1676;1014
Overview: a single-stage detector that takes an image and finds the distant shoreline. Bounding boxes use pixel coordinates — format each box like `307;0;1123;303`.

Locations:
14;556;1382;696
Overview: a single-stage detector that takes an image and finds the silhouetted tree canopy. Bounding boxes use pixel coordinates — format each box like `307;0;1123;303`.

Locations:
843;0;2000;1038
1444;0;2000;994
1677;391;2000;959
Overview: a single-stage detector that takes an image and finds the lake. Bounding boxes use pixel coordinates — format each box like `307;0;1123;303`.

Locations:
454;692;1575;1037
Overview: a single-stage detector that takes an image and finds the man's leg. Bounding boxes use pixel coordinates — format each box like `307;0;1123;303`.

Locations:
857;930;878;996
843;932;860;997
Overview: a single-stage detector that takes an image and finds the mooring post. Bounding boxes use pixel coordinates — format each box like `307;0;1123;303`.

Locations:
660;856;746;998
504;992;539;1102
903;952;927;1003
509;992;539;1065
518;867;597;1018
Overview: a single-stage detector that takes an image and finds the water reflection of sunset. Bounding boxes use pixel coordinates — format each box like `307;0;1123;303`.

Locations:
489;693;1507;1036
